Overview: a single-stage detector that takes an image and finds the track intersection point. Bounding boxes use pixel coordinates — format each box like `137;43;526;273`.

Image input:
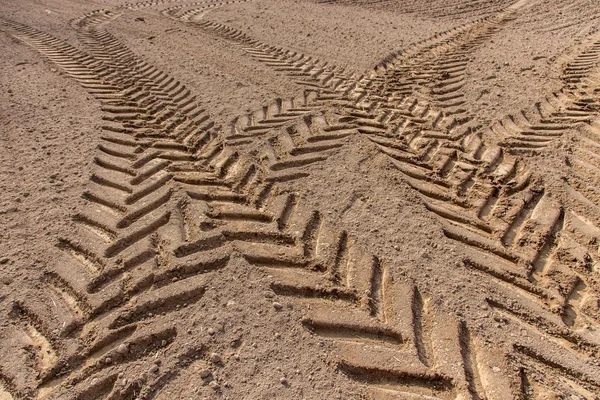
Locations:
1;0;600;398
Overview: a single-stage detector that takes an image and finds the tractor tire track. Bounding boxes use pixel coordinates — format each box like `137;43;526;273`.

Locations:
0;10;364;397
315;0;517;20
483;32;600;219
0;18;226;398
171;1;600;396
2;1;600;399
150;4;600;392
489;34;600;153
315;2;600;381
254;230;600;398
158;0;365;94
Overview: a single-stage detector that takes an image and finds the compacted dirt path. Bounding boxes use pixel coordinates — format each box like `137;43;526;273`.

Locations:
1;0;600;398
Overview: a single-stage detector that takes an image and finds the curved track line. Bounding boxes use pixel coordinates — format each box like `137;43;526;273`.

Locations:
2;0;600;398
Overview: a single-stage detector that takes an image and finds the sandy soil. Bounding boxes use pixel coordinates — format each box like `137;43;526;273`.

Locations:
1;0;600;399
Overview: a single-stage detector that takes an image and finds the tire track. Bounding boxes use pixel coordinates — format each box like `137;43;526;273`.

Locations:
348;108;600;361
256;232;600;398
489;34;600;153
70;5;362;206
101;0;373;166
175;7;519;169
367;1;527;131
315;0;517;20
321;2;600;374
345;104;600;347
171;2;600;383
0;11;362;397
483;32;600;216
157;1;365;94
3;1;599;398
176;1;600;394
171;110;600;398
0;18;226;398
115;0;521;168
234;1;600;390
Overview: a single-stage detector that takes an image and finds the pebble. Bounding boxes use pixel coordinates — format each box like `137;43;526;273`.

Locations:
117;344;129;355
208;381;220;391
210;353;222;363
1;276;13;285
273;302;283;310
0;258;8;264
104;357;112;364
280;377;288;385
149;364;159;374
207;328;216;335
264;291;274;299
199;369;212;379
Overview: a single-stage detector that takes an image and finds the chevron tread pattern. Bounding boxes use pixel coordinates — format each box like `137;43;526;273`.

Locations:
3;0;600;398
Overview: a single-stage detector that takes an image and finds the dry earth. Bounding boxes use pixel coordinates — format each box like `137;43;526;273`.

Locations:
1;0;600;399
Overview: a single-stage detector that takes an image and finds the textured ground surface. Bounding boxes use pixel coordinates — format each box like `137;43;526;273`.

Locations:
1;0;600;399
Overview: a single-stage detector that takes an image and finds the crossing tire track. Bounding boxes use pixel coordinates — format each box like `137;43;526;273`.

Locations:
0;12;360;398
199;5;530;178
246;4;600;387
366;1;528;134
168;2;600;374
149;1;600;396
3;1;600;398
55;8;566;399
349;94;600;356
122;0;527;165
334;35;600;397
305;1;600;355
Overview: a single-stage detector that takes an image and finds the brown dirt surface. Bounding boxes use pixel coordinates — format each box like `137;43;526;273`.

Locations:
1;0;600;399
